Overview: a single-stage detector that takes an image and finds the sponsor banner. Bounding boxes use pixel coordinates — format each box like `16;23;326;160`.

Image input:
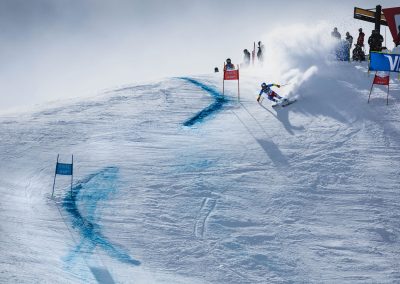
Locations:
370;52;400;72
382;7;400;45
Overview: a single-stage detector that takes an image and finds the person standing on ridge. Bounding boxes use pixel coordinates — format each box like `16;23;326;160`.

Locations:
243;49;251;67
368;29;384;52
356;28;365;47
345;32;353;59
345;32;353;47
352;44;366;61
331;27;341;40
252;42;256;66
257;41;264;64
224;58;235;70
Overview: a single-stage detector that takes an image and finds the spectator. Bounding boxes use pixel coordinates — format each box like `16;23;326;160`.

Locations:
331;27;341;40
352;44;366;61
356;28;365;47
243;49;251;67
252;44;256;65
368;29;384;53
344;32;353;61
225;58;235;70
345;32;353;47
257;41;264;64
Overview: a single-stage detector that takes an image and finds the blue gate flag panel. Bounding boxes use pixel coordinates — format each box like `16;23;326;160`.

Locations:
370;52;400;73
56;163;73;175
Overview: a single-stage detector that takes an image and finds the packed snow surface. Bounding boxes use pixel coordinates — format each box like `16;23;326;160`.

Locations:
1;61;400;283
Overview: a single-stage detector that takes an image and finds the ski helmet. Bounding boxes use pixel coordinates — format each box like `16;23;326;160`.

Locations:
261;82;267;88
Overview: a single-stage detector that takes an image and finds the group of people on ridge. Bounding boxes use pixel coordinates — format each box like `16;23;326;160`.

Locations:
242;41;264;68
331;27;391;61
223;41;265;71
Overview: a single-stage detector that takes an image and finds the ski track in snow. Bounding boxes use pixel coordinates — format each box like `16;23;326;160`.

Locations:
194;197;217;239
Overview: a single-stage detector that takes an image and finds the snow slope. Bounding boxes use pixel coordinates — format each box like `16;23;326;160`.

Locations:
1;59;400;283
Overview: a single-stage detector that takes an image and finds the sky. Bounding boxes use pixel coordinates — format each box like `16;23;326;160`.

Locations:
0;0;397;112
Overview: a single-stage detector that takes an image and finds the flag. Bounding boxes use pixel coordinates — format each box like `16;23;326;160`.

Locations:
373;74;390;85
56;162;73;175
223;69;239;80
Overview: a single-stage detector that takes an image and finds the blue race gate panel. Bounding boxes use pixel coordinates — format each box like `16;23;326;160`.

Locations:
56;163;73;175
52;154;74;197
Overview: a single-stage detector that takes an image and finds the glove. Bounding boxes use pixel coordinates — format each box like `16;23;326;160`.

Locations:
276;84;281;88
257;96;260;102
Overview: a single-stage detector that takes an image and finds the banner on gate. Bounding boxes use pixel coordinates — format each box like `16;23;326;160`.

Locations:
373;74;390;85
56;163;73;175
223;69;239;80
369;52;400;73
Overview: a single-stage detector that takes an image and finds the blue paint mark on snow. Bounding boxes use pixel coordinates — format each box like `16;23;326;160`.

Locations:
62;167;140;266
180;77;228;126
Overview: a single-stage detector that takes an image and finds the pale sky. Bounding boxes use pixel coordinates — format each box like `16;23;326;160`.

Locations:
0;0;396;112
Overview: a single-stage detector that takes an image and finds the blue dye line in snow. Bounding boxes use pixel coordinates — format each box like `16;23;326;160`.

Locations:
62;167;140;266
180;77;228;126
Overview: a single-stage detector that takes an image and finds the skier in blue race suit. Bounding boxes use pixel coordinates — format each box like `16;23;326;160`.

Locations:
257;82;282;103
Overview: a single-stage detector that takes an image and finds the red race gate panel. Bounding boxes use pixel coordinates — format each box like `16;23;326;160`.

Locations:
373;74;390;85
223;69;239;80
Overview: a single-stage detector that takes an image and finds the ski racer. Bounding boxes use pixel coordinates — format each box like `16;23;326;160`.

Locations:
257;82;283;103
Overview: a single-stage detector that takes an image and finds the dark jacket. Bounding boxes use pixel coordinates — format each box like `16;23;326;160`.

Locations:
243;50;251;65
368;32;384;52
257;45;264;61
